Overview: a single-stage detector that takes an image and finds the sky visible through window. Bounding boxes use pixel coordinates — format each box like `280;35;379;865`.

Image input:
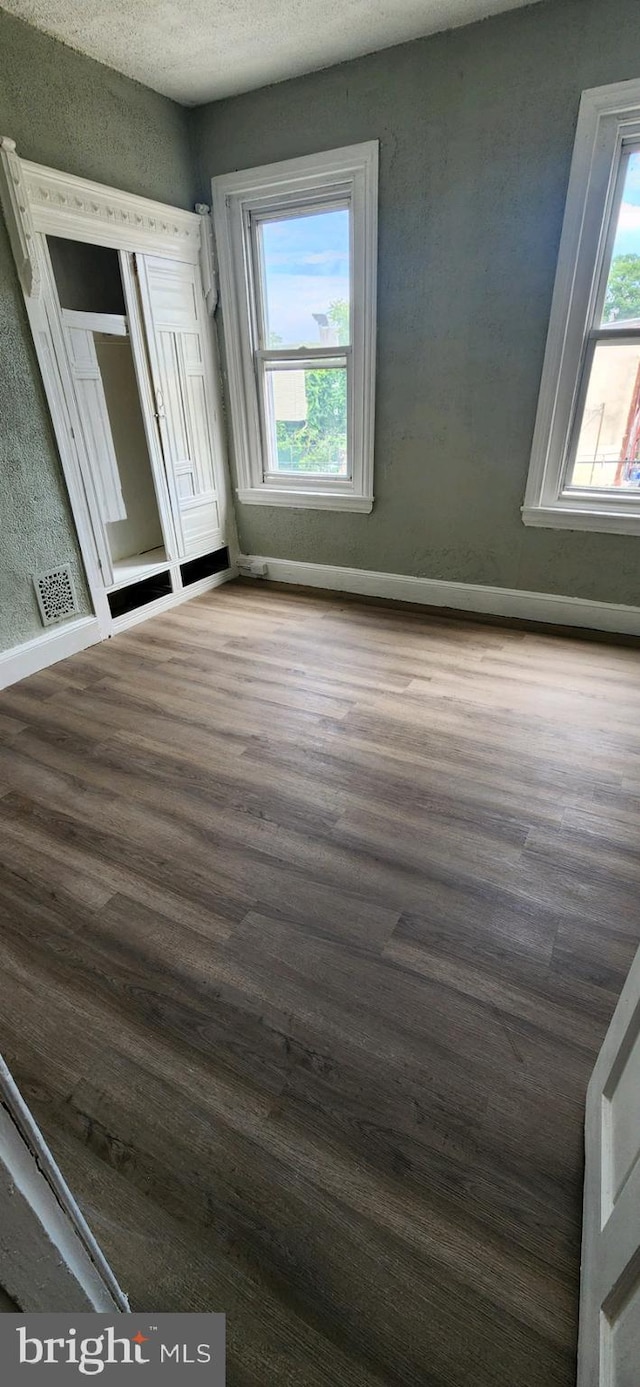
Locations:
610;150;640;260
602;151;640;327
260;207;350;347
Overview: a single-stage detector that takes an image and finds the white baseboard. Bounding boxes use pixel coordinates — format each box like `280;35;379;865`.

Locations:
0;568;237;690
240;554;640;637
0;615;100;690
3;557;635;696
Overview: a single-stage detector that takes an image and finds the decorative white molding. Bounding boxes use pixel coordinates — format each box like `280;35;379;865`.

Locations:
22;155;202;262
240;554;640;637
196;203;218;315
0;616;100;691
0;136;40;297
0;137;236;669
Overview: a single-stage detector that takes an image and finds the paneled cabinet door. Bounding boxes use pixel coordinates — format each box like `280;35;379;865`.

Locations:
63;323;127;529
135;254;223;559
578;936;640;1387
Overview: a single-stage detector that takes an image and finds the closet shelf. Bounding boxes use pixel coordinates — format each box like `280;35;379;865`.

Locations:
108;548;169;590
62;308;128;337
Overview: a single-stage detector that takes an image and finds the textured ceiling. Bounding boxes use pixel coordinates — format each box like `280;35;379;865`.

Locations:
1;0;544;105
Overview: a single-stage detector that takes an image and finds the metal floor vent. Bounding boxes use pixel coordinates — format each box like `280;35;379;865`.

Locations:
33;565;79;627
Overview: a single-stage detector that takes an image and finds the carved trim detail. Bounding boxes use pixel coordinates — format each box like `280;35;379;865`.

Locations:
21;156;201;262
196;203;218;315
0;136;41;297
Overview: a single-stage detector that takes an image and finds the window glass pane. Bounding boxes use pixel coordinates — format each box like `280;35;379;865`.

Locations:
602;150;640;325
569;341;640;489
265;364;348;475
258;207;350;348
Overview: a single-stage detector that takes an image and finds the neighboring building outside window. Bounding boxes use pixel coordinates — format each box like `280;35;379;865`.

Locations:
524;79;640;534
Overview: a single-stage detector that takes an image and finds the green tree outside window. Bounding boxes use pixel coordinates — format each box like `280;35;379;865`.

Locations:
604;254;640;322
275;300;349;473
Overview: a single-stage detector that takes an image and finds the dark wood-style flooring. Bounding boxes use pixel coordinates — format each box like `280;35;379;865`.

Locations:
0;582;638;1384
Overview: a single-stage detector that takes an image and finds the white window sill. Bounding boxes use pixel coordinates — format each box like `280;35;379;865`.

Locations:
522;503;640;535
236;487;373;512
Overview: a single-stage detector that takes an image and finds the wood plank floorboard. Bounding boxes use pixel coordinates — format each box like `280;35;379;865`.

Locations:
1;581;639;1384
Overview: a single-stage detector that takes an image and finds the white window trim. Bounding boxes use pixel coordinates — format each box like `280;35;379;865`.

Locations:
212;142;378;512
523;77;640;535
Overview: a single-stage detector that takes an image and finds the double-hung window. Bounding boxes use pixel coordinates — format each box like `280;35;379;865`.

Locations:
524;78;640;533
212;142;378;511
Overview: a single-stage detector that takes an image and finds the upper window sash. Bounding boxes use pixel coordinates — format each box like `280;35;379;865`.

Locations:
212;142;378;513
523;80;640;534
248;196;353;353
590;142;640;330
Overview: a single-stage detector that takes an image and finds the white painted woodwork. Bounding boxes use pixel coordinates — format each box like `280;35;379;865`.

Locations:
95;333;165;563
0;136;40;297
238;553;640;636
27;245;115;604
196;204;219;316
118;250;180;564
0;139;234;658
212;142;378;512
22;155;202;262
110;546;168;588
0;616;101;690
524;77;640;535
0;1057;127;1312
63;321;127;526
62;308;128;336
578;939;640;1386
136;253;223;557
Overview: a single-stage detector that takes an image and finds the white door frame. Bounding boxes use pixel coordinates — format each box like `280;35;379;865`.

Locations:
579;938;640;1385
0;1056;128;1313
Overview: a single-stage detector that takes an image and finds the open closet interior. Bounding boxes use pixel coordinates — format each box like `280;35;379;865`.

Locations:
48;235;169;588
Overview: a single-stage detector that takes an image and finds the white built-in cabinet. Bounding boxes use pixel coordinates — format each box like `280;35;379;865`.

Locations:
0;137;233;638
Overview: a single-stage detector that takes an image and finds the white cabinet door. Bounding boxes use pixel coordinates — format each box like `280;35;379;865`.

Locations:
136;254;224;559
26;282;114;595
579;939;640;1386
63;323;127;527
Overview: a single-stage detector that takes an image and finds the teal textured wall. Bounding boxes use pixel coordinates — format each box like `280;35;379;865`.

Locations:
193;0;640;604
0;9;193;650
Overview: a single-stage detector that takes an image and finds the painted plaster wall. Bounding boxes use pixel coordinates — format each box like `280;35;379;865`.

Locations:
0;9;193;651
193;0;640;605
